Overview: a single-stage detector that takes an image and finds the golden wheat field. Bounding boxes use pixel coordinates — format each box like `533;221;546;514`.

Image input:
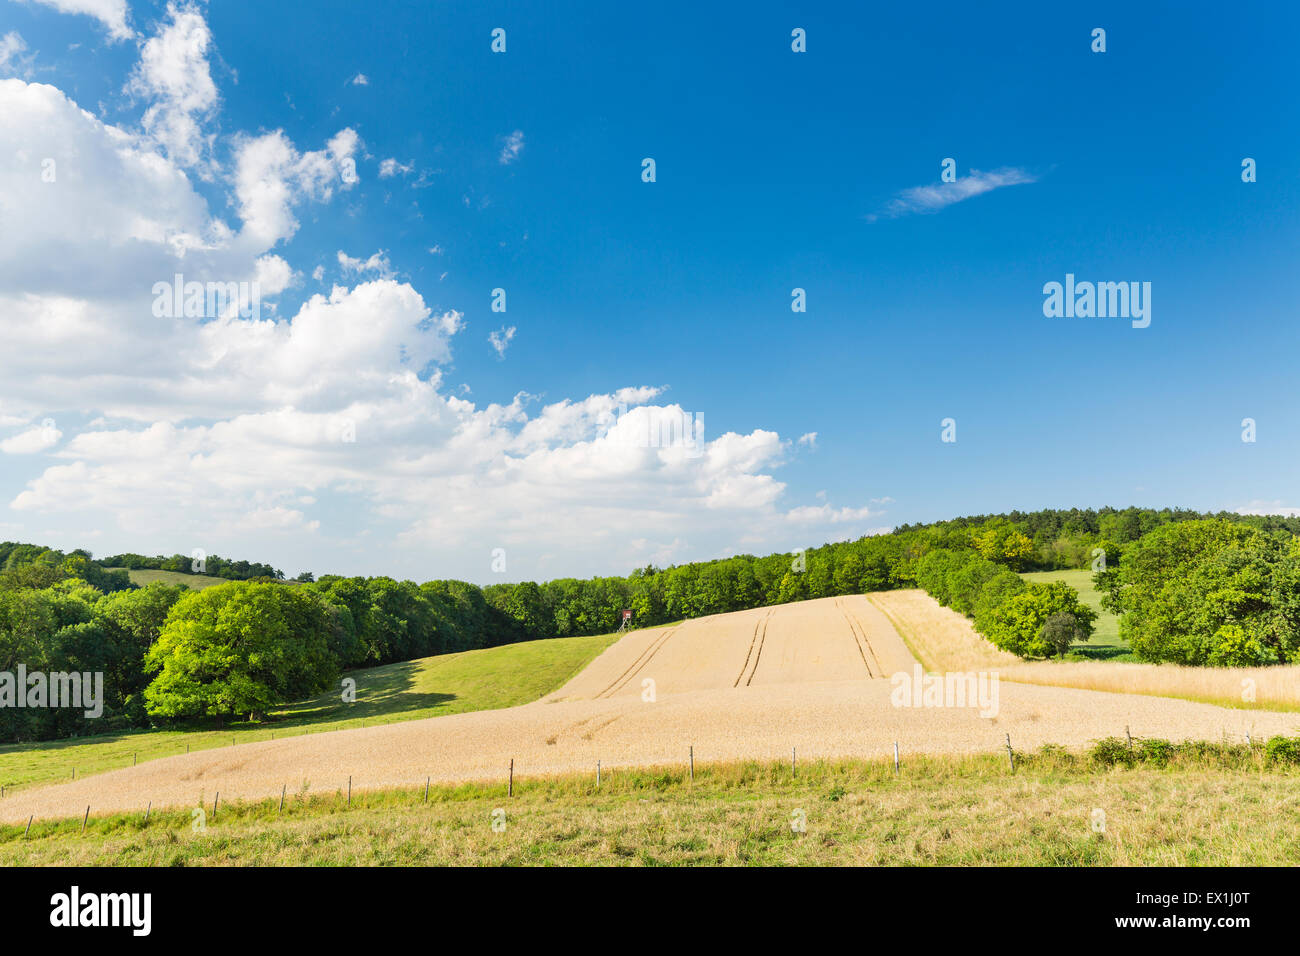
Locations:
2;593;1297;824
869;590;1300;710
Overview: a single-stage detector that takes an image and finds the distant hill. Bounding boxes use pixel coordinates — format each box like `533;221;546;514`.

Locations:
103;568;233;590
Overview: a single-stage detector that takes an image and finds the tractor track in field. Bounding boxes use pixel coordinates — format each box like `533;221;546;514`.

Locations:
837;597;883;677
594;626;680;699
549;713;624;745
735;608;774;687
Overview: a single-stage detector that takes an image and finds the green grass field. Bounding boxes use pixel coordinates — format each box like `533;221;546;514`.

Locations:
105;568;232;590
1021;569;1128;660
0;631;620;794
3;745;1296;866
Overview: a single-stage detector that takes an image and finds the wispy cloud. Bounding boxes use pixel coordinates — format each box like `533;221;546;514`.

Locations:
337;249;393;277
498;129;524;165
785;504;878;524
489;325;516;358
0;31;32;76
869;167;1038;221
25;0;133;41
350;72;369;86
378;157;412;178
1235;500;1300;518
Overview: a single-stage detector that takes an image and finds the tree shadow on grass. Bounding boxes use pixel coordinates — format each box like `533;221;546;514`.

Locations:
0;661;460;754
1066;645;1136;662
268;660;458;727
0;729;143;756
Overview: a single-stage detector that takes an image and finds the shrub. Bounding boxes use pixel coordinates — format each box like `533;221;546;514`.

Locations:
1264;736;1300;766
1137;738;1175;767
1089;736;1135;768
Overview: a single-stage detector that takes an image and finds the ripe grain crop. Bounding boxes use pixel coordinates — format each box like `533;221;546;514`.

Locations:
870;590;1300;712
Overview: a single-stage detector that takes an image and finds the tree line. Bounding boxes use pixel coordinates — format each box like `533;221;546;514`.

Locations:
97;550;291;582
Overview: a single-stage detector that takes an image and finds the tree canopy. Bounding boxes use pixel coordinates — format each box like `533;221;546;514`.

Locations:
143;582;337;720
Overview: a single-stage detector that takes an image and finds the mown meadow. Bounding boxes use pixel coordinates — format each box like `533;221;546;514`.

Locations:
3;740;1297;866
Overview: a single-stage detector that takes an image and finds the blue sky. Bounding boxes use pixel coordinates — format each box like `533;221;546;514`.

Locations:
1;0;1298;582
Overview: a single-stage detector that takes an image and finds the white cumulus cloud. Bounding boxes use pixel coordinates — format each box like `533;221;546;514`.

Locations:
233;127;360;247
0;22;882;581
1;423;62;454
126;2;218;169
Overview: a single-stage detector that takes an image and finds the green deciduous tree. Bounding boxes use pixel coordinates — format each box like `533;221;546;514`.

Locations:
144;582;338;721
1040;612;1090;659
983;582;1096;659
1099;519;1297;665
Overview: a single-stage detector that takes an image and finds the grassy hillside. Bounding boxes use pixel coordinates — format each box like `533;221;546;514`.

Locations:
0;630;621;793
3;745;1296;866
1020;569;1127;659
105;568;232;590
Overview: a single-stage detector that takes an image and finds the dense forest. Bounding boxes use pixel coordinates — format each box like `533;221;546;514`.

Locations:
3;505;1300;742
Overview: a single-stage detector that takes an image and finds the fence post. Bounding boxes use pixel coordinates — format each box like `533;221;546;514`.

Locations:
508;759;514;798
424;777;430;803
1125;725;1133;749
81;806;89;835
213;792;219;819
347;776;352;808
24;815;32;839
689;745;694;783
596;761;601;787
1005;734;1015;773
893;741;900;775
280;784;286;813
792;747;796;775
144;801;150;822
